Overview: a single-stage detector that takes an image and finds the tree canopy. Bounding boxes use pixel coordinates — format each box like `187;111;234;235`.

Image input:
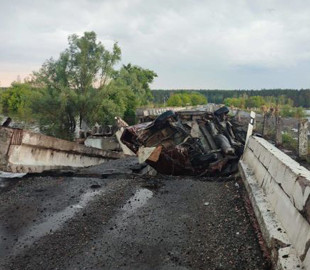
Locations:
0;82;38;121
166;92;207;107
0;31;157;139
152;89;310;108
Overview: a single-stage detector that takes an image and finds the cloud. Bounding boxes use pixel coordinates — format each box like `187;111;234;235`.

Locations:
1;0;310;88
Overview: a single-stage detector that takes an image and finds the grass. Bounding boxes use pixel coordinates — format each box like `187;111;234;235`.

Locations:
282;132;297;151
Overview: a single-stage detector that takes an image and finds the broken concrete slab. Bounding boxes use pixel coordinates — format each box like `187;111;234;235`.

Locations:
115;128;136;156
0;127;124;173
84;136;121;151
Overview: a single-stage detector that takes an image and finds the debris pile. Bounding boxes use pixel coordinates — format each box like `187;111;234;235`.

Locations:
121;107;246;176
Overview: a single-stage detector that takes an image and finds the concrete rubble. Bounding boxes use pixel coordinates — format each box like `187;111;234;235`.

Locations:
121;106;247;176
79;117;135;156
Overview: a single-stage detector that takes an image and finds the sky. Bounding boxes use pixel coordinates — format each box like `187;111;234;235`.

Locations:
1;0;310;89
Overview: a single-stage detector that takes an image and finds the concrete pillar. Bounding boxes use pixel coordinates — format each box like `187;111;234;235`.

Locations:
275;116;283;146
235;109;241;122
298;119;308;159
262;114;268;137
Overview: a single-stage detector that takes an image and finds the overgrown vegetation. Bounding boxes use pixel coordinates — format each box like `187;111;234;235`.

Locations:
0;31;157;139
224;95;305;118
0;82;38;121
282;132;298;151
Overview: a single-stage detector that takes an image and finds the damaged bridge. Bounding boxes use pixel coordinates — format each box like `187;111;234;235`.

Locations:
0;127;123;173
1;107;310;270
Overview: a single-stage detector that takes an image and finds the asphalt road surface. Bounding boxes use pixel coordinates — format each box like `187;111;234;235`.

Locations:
0;157;269;270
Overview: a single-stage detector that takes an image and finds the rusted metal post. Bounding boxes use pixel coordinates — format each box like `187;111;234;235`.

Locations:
275;115;283;146
298;119;308;159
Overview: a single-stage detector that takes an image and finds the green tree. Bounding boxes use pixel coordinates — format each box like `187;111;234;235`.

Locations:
29;31;157;138
167;94;183;106
114;64;157;106
33;31;121;132
190;93;207;105
245;96;265;108
166;92;207;107
0;82;38;121
181;93;191;106
224;97;245;108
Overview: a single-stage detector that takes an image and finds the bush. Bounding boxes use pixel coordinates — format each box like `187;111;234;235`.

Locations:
280;105;305;118
282;132;297;150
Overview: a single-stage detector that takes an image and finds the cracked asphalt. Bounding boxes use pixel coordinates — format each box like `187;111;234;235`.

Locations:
0;157;269;270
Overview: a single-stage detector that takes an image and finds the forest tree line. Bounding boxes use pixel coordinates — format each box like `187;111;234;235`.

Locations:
152;89;310;108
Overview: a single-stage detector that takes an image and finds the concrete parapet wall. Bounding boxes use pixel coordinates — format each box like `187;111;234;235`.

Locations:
240;135;310;269
136;107;185;118
0;127;123;173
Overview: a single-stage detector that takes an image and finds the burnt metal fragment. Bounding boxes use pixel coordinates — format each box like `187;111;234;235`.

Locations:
2;117;12;127
121;107;246;176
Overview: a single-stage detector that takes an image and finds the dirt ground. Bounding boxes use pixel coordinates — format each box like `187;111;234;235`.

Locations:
0;157;270;270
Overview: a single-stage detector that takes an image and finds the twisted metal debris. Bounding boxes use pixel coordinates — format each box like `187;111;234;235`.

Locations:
121;107;246;176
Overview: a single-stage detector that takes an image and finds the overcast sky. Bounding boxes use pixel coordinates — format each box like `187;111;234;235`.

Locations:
1;0;310;89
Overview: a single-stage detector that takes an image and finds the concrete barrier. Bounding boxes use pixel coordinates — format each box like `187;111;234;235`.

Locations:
0;127;124;173
84;136;121;151
239;135;310;269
